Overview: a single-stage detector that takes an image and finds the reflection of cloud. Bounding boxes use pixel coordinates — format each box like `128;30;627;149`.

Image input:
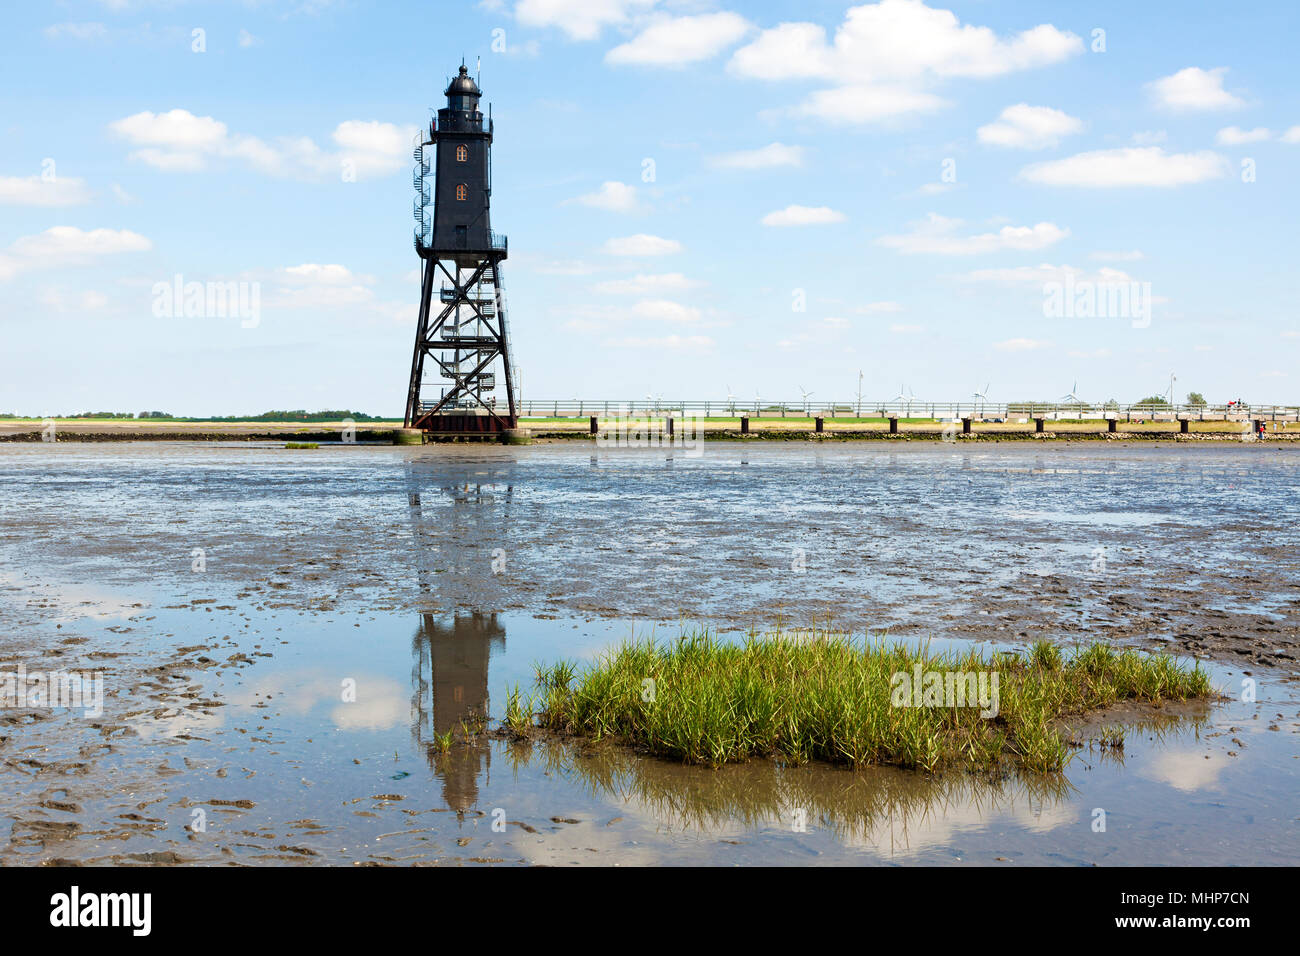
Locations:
231;669;406;731
1142;749;1230;792
129;707;226;741
0;571;147;622
837;787;1075;855
523;738;1075;859
331;691;405;730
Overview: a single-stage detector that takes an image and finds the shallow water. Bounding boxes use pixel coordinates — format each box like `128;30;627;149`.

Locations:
0;442;1297;865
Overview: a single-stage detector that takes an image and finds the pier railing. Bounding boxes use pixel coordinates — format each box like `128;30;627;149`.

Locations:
514;400;1300;421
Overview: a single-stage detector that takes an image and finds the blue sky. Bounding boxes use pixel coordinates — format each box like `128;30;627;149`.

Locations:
2;0;1298;415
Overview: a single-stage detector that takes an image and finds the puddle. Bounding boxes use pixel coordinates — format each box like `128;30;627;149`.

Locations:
1;443;1297;865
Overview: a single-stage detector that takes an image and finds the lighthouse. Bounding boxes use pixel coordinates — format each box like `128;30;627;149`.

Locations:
404;63;518;434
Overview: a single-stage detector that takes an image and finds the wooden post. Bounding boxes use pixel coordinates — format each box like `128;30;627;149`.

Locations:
815;417;824;433
589;415;598;435
1179;417;1189;434
665;416;674;436
1035;418;1044;433
1108;418;1117;433
962;417;971;435
889;416;898;434
740;416;749;435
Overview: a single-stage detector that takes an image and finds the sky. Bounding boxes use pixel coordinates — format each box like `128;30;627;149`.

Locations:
2;0;1298;416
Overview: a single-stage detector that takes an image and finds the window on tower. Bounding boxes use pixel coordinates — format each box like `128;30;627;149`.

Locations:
456;145;468;163
456;184;468;201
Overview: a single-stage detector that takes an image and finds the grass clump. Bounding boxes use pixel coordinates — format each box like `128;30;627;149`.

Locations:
284;441;319;449
530;627;1210;774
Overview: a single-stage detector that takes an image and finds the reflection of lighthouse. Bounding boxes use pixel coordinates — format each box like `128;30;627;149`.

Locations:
403;460;516;603
411;612;505;811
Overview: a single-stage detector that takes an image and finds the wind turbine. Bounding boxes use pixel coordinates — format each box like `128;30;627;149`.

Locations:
890;384;906;417
798;384;814;414
725;384;737;416
855;370;864;416
1060;380;1085;417
972;382;990;415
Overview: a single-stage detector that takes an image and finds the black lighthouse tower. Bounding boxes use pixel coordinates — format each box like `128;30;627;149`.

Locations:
405;63;518;433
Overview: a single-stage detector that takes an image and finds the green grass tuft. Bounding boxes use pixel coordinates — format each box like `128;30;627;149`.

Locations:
528;627;1211;774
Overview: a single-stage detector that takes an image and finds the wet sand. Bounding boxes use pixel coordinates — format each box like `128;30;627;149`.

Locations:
1;442;1297;865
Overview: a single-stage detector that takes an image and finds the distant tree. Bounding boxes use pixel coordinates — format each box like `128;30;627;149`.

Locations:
1136;395;1170;407
1186;392;1207;407
1104;399;1120;410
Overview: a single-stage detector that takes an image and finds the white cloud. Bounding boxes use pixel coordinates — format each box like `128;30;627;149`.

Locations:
1282;126;1300;144
629;299;702;322
0;226;151;282
238;29;258;48
708;142;804;169
531;257;599;275
262;262;413;321
110;109;229;151
10;226;151;259
960;264;1168;308
109;109;414;180
730;1;1081;83
39;288;112;312
729;21;827;80
515;0;655;42
1090;250;1143;262
977;104;1082;149
595;272;702;294
889;323;923;333
1215;125;1271;145
279;263;374;285
963;263;1130;285
878;213;1067;254
605;334;712;349
761;204;846;227
730;2;1079;126
129;147;208;172
111;183;134;204
1131;130;1167;145
604;234;683;256
606;12;751;66
0;174;92;206
1020;147;1231;187
44;22;108;40
857;301;903;313
915;182;954;196
573;181;642;213
1147;67;1245;111
994;338;1051;351
805;85;947;124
